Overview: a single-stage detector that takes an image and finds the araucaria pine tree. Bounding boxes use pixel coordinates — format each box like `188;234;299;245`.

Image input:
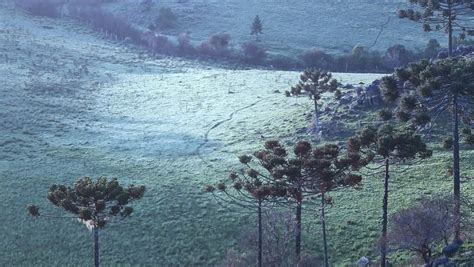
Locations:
380;56;474;241
398;0;474;56
286;69;340;135
205;156;286;267
251;15;263;41
27;177;146;267
245;140;369;266
349;125;432;267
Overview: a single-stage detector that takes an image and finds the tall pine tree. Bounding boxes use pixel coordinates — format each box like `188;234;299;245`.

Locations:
349;125;432;267
27;177;145;267
398;0;474;56
380;56;474;241
251;15;263;41
286;69;340;135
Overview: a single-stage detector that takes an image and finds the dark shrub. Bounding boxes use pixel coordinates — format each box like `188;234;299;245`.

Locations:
197;33;232;58
384;44;414;69
241;41;267;64
15;0;59;18
267;54;299;70
141;31;176;55
69;5;141;43
152;35;176;55
177;32;195;55
156;7;177;30
299;48;334;69
424;39;441;59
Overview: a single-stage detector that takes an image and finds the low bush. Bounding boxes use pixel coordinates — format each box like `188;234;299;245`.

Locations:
68;5;141;43
197;33;232;58
152;35;176;55
299;48;333;69
241;41;267;64
383;44;414;69
267;54;299;70
177;32;195;56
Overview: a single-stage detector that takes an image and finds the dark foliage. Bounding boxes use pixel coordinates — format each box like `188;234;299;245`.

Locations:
399;0;474;54
299;48;334;70
350;124;432;266
287;69;340;132
177;32;195;56
251;15;263;41
241;41;267;64
68;4;142;43
267;54;300;70
197;33;232;58
28;176;145;228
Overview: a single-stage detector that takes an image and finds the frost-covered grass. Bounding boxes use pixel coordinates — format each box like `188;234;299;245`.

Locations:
0;4;472;266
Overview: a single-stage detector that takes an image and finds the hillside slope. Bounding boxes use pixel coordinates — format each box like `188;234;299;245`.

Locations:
104;0;446;56
0;3;472;266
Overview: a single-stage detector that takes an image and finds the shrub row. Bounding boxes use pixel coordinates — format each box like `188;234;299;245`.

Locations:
15;1;473;73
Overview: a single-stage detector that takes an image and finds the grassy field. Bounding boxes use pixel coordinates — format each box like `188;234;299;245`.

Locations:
103;0;447;56
0;4;472;266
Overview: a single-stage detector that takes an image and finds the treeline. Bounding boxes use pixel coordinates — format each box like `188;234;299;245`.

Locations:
13;0;474;73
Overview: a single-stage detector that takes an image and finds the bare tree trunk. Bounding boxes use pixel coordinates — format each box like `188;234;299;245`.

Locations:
94;228;100;267
313;98;319;134
258;200;263;267
447;1;453;57
452;94;461;240
295;190;302;260
381;158;389;267
321;192;329;267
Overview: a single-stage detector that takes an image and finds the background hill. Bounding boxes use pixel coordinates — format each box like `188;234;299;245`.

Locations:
103;0;446;56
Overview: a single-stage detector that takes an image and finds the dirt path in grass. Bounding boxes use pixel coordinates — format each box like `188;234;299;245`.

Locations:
195;97;267;164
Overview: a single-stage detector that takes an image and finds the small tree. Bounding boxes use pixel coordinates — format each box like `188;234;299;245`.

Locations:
424;39;441;58
380;56;474;240
251;15;263;41
389;195;464;266
349;125;432;267
27;177;146;267
286;69;340;134
398;0;474;56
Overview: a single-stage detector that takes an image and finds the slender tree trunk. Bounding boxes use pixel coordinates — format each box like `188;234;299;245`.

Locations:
422;252;430;267
258;200;263;267
452;94;461;240
381;158;389;267
448;2;453;57
321;192;329;267
313;98;319;134
295;191;302;260
94;227;100;267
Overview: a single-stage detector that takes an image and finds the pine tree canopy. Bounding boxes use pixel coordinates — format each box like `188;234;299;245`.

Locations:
399;0;474;39
288;69;340;100
380;56;474;128
251;15;263;35
28;177;146;229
